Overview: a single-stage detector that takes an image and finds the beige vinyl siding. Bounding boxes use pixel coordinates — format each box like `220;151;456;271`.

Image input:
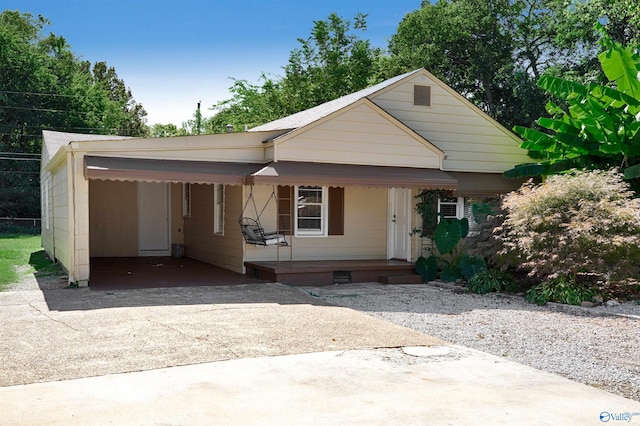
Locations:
41;173;54;260
371;74;530;173
274;102;442;169
51;162;70;270
170;183;184;245
72;153;91;283
245;186;387;262
89;180;138;257
70;131;286;163
183;184;244;273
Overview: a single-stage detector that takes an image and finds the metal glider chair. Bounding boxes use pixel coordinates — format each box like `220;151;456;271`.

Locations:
239;186;288;247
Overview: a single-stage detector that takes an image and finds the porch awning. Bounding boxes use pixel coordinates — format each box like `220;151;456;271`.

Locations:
447;171;526;197
244;161;457;189
84;156;259;185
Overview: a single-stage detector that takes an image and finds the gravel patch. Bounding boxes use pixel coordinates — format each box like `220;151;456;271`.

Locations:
303;283;640;402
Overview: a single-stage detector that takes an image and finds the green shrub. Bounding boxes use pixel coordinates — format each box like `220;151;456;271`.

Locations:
525;277;594;306
493;169;640;282
468;269;516;294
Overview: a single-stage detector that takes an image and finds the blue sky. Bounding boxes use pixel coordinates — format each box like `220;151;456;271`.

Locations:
4;0;422;126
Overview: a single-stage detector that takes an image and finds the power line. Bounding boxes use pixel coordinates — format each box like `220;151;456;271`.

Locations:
0;152;40;156
0;156;40;161
0;90;77;98
0;105;93;115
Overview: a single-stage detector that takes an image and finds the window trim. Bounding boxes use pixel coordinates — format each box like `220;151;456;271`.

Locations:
182;183;191;218
43;182;50;230
213;184;224;235
294;185;328;237
438;196;464;221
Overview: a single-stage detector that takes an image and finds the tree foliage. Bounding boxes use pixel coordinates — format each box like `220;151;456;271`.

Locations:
0;10;148;217
207;13;383;132
386;0;518;120
505;26;640;184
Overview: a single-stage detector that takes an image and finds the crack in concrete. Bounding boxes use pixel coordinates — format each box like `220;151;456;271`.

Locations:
145;318;209;341
29;304;80;331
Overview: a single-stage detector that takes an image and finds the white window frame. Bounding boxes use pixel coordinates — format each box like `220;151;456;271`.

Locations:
182;183;191;218
213;184;224;235
295;185;328;237
438;196;464;221
43;182;50;230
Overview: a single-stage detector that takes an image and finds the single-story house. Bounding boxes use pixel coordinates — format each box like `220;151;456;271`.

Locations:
40;68;529;287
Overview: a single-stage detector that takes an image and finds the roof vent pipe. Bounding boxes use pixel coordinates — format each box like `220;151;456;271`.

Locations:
226;124;234;133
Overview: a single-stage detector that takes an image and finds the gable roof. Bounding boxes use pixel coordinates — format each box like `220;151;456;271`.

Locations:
249;69;423;132
41;130;130;169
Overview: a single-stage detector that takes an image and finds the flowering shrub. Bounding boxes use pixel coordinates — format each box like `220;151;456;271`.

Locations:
494;169;640;282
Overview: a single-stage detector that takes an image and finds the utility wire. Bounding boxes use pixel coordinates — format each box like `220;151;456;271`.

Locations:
0;156;40;161
0;152;40;156
0;90;77;98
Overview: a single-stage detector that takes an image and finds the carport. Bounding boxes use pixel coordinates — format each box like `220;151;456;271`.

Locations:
85;156;261;288
89;257;267;290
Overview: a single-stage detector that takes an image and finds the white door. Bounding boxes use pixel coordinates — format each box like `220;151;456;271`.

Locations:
138;182;170;256
388;188;411;260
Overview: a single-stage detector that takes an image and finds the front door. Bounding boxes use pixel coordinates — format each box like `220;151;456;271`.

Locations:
138;182;170;256
388;188;411;260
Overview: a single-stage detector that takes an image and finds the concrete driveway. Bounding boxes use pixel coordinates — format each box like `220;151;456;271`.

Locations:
1;283;639;425
0;283;440;386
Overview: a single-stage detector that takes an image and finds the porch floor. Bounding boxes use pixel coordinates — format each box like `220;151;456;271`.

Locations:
244;259;421;286
90;257;267;290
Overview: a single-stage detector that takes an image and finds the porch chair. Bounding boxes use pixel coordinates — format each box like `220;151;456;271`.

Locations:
238;217;288;246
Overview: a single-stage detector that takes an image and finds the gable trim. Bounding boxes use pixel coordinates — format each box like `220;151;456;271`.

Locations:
266;98;444;160
369;69;522;145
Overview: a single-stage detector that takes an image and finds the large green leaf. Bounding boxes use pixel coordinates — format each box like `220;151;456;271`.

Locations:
624;164;640;180
433;219;461;255
537;117;580;135
590;84;640;114
440;263;461;283
503;163;545;178
597;24;640;101
514;126;558;151
459;218;469;239
415;255;438;282
459;254;487;280
538;75;588;101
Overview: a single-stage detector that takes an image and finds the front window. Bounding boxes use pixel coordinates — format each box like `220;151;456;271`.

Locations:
438;197;464;221
295;186;327;236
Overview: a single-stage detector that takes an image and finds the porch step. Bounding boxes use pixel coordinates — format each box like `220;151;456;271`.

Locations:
378;273;424;285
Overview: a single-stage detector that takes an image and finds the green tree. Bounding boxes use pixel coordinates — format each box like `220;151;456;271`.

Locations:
0;10;148;218
208;13;382;131
386;0;519;121
149;123;188;138
505;26;640;184
281;12;382;112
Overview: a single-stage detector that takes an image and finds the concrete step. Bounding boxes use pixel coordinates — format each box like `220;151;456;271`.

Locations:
378;274;424;285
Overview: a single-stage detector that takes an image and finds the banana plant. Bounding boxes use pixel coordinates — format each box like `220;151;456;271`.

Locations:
505;25;640;181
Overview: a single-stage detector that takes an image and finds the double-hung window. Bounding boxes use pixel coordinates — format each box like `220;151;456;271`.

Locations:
213;184;224;235
278;185;344;237
295;186;327;236
182;183;191;218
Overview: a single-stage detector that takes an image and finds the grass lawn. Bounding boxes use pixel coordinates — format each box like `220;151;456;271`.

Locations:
0;234;58;291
